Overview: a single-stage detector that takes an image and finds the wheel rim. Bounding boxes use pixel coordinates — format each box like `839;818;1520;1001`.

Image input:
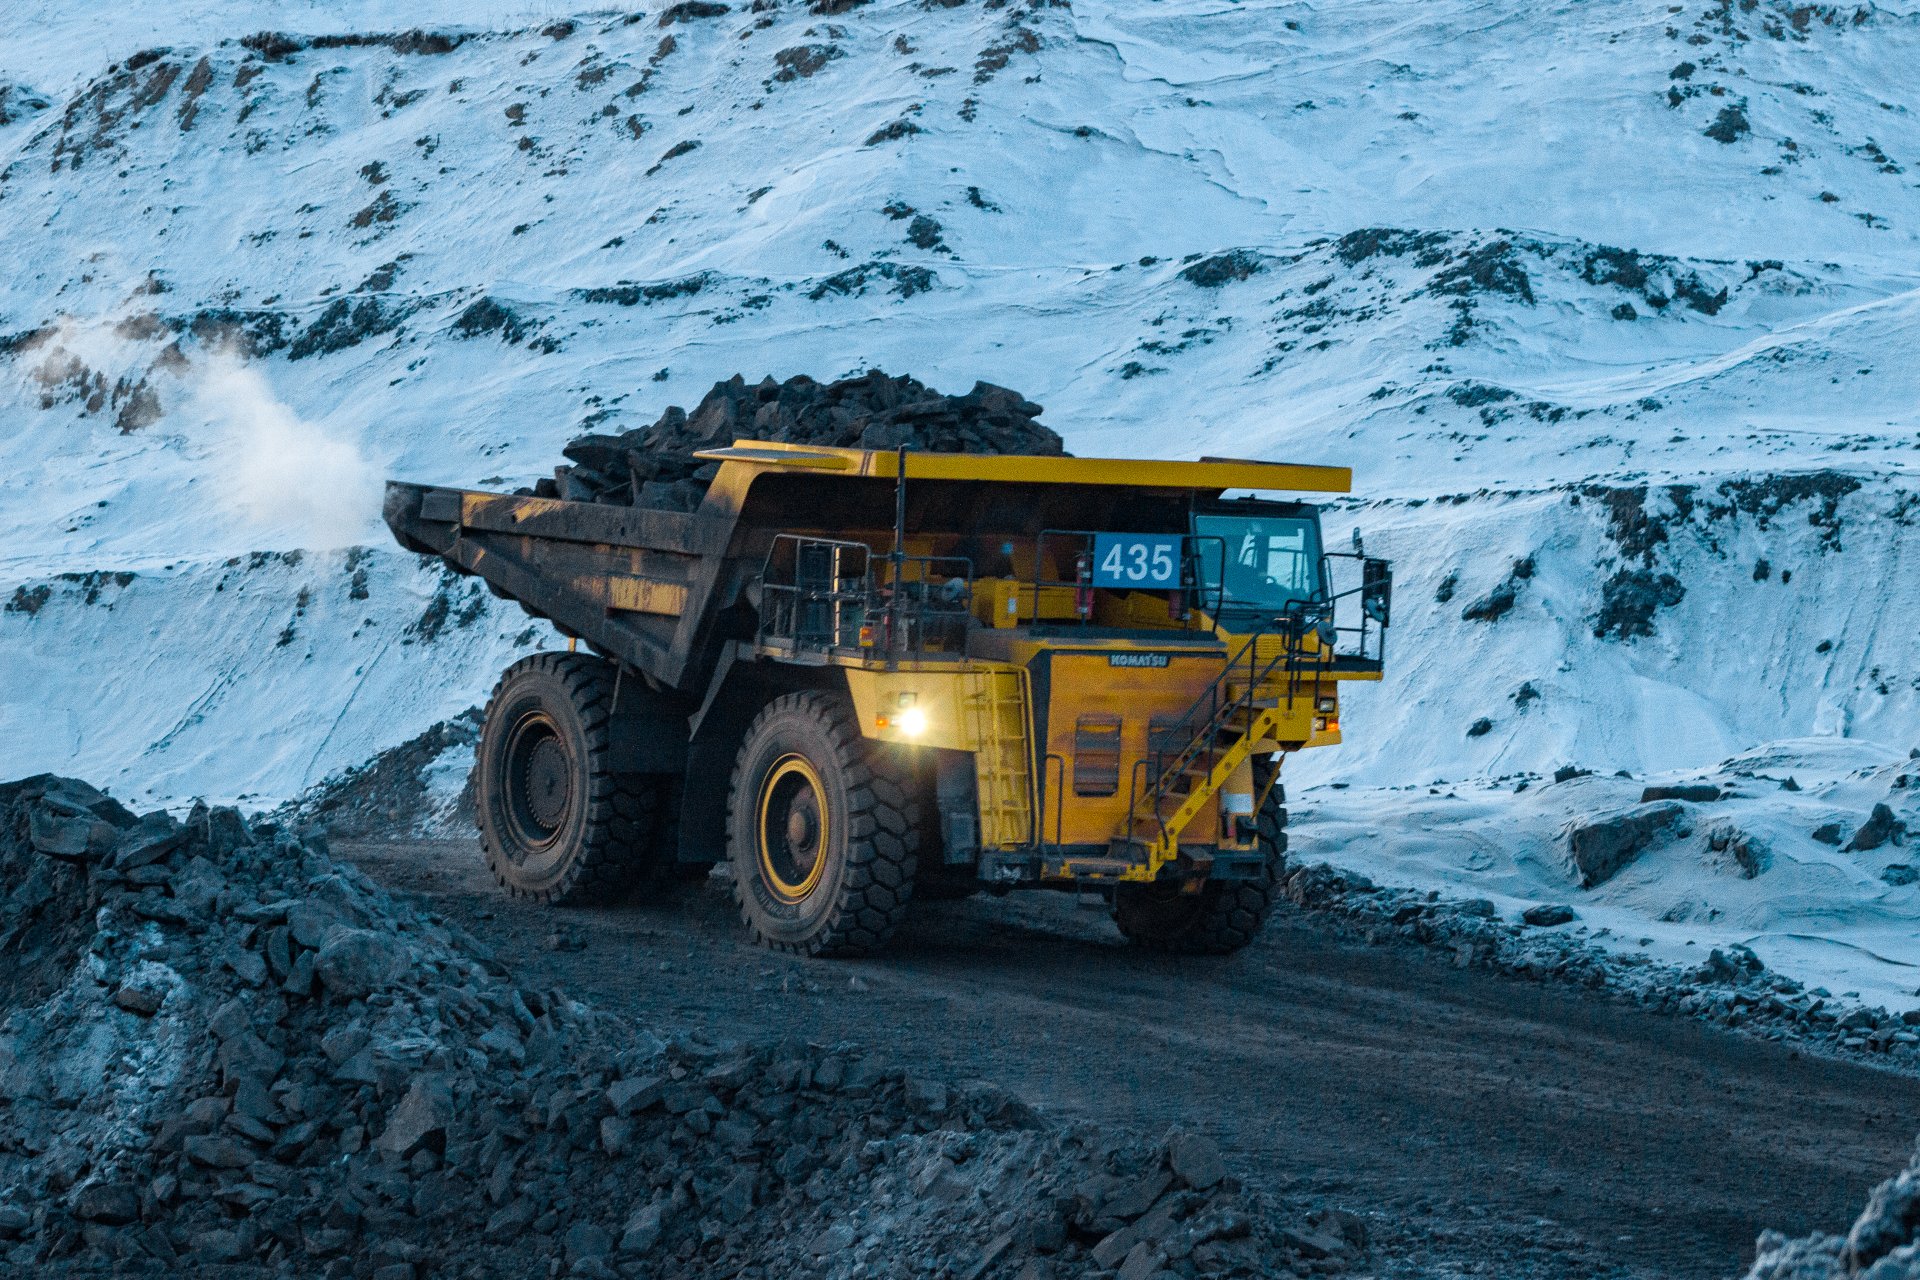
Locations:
756;754;830;903
503;709;572;856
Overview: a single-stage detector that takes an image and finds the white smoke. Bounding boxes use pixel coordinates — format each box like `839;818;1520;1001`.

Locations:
185;351;384;549
10;300;385;550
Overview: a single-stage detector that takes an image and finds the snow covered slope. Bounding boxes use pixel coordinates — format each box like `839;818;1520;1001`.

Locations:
1;1;1915;992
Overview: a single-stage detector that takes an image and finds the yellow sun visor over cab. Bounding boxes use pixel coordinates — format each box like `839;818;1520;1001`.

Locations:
691;440;1352;494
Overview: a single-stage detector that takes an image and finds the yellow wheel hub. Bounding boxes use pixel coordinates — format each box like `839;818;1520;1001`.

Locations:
756;754;830;903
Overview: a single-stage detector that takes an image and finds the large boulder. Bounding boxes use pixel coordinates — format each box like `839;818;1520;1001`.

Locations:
20;775;136;861
1846;803;1903;853
376;1072;453;1157
1166;1128;1228;1190
1564;802;1685;888
314;927;409;1000
27;806;117;860
69;1182;140;1225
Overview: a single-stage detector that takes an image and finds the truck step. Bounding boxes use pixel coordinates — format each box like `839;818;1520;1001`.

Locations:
1044;853;1145;879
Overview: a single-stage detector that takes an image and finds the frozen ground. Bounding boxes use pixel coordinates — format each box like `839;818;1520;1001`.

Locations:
1298;738;1920;1012
1299;478;1920;1012
0;0;1915;1003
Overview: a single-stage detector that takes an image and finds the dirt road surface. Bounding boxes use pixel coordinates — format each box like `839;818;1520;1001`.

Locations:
341;838;1920;1280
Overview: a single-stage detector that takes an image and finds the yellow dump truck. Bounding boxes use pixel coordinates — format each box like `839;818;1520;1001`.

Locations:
384;442;1390;956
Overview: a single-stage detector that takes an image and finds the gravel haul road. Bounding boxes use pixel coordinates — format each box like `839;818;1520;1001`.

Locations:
343;839;1920;1280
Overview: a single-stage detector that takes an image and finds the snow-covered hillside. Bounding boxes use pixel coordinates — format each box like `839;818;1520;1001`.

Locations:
2;1;1915;996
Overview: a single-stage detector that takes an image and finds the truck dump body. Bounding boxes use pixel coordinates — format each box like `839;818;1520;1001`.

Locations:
385;484;730;690
386;439;1391;955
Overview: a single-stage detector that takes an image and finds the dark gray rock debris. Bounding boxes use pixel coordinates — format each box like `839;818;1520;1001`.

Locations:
541;370;1063;508
0;775;1365;1276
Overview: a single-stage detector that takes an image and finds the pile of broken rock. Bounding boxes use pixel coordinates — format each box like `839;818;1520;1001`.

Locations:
0;774;1362;1279
539;370;1064;511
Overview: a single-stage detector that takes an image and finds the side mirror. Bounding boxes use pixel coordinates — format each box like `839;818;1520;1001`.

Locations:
1362;558;1392;626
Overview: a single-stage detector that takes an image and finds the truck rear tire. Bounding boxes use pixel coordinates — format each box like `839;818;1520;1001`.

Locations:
1113;766;1287;955
476;653;659;905
726;690;919;957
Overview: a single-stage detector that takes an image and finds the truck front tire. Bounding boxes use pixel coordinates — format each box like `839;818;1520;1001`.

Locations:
1113;764;1287;954
476;653;660;904
726;690;920;956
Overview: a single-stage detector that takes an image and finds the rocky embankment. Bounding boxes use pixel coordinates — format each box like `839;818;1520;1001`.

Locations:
1280;861;1920;1067
0;774;1367;1278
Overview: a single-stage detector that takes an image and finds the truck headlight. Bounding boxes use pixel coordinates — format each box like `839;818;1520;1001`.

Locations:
898;706;927;736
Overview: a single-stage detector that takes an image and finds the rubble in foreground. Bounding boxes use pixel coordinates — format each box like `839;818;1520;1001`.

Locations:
0;773;1363;1278
1746;1143;1920;1279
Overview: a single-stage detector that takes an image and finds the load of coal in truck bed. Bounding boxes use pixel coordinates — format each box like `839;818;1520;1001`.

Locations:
538;370;1065;510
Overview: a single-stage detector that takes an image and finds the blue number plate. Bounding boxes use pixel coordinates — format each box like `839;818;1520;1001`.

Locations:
1090;534;1182;589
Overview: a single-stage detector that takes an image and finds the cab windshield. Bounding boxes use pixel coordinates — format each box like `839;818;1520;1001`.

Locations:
1192;512;1324;618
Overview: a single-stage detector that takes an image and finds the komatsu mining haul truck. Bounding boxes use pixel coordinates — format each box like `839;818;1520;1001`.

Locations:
384;442;1391;956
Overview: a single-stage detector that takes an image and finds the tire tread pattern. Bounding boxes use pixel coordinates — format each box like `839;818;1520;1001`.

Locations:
479;652;659;906
727;690;919;957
